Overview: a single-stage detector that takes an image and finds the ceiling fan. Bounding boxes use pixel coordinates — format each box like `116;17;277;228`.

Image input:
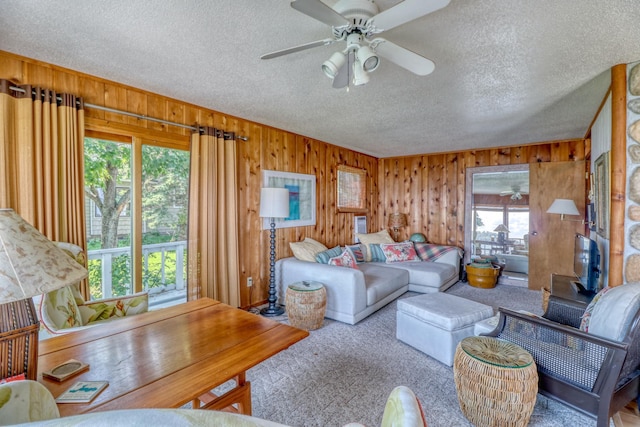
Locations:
500;185;528;201
260;0;450;88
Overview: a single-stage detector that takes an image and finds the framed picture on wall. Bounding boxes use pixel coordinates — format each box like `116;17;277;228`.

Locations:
337;165;367;213
594;152;610;238
262;170;316;229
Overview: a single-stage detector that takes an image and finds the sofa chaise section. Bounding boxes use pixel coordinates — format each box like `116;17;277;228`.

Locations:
276;258;409;325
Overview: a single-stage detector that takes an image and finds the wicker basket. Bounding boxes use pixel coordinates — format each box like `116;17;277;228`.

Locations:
453;336;538;427
0;300;40;381
285;283;326;331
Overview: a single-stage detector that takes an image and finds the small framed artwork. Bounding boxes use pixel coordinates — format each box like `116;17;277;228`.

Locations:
337;165;367;213
262;170;316;229
594;152;610;238
588;203;596;232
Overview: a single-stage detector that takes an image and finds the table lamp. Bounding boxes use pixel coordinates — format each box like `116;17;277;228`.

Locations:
493;224;509;244
259;188;289;317
0;208;88;380
388;213;408;241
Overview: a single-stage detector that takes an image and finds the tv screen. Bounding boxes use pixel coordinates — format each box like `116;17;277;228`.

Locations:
574;234;600;293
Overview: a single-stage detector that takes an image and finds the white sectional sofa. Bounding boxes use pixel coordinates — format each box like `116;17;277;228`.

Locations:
276;245;462;325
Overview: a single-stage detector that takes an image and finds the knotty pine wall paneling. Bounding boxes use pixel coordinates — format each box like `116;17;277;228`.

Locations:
0;50;379;309
378;140;587;249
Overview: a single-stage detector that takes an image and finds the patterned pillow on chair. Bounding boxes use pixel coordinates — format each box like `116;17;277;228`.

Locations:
40;286;83;330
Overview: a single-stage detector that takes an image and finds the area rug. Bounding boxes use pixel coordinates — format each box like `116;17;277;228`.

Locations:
246;282;597;427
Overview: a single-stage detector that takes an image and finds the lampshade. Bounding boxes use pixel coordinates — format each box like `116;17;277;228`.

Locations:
388;213;408;229
546;199;580;216
493;224;509;233
0;209;89;303
259;188;290;219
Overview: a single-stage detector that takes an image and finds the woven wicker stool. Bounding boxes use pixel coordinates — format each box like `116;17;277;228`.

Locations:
453;336;538;427
285;281;326;331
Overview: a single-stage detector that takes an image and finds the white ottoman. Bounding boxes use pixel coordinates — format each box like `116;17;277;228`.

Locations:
396;293;494;366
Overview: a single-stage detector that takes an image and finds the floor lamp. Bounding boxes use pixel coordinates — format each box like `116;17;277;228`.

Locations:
259;188;290;317
0;208;88;380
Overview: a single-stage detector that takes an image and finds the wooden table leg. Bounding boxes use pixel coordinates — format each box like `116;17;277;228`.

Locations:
199;373;252;415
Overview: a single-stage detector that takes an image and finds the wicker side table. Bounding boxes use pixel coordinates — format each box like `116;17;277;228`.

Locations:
285;281;326;331
453;336;538;427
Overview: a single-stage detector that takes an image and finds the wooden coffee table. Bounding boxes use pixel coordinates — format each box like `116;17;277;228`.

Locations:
37;298;308;417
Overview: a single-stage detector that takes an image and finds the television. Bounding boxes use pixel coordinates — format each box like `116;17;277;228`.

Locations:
573;233;601;294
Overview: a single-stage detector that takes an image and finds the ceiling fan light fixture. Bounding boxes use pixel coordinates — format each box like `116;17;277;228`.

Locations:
322;51;347;79
356;45;379;72
352;59;369;86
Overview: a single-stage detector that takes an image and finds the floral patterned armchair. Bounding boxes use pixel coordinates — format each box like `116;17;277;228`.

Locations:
37;242;149;335
0;380;59;425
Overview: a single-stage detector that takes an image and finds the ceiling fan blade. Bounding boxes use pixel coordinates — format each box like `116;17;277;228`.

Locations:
370;0;450;32
332;50;354;89
261;38;336;60
291;0;349;27
500;191;514;196
373;39;435;76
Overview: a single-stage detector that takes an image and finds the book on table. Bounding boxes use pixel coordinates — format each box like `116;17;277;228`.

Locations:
55;381;109;403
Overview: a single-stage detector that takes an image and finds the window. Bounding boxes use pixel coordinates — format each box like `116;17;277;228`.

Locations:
84;136;190;305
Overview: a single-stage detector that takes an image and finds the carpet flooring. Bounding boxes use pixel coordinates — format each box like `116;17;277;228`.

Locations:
245;281;599;427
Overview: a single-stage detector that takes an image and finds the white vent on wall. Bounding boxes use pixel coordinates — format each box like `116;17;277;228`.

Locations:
354;216;367;243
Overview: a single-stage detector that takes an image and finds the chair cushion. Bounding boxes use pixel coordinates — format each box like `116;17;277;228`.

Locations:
0;380;60;424
41;286;83;330
588;283;640;341
381;386;426;427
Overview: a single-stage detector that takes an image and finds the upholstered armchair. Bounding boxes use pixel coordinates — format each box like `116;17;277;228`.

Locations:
37;242;149;335
485;282;640;427
0;380;60;425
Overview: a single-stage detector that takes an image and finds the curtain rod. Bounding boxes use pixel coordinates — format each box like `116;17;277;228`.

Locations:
8;85;248;141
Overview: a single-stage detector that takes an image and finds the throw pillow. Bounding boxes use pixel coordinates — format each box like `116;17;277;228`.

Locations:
328;249;359;269
356;230;394;261
345;244;366;263
315;246;343;264
369;244;388;262
380;242;420;263
579;286;611;332
290;237;328;262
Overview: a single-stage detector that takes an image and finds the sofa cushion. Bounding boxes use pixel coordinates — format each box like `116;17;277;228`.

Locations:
290;238;328;262
360;264;409;306
381;242;420;263
356;230;394;261
329;249;359;269
378;261;457;289
315;246;342;264
397;293;493;331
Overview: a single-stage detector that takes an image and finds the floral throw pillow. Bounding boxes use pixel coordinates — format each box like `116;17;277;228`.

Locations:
380;242;420;263
328;249;359;269
580;286;611;332
346;244;366;263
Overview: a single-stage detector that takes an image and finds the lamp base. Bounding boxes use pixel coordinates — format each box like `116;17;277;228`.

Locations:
260;305;285;317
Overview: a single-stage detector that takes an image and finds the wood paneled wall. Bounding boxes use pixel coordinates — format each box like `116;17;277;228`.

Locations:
0;51;379;309
0;50;589;308
378;142;588;246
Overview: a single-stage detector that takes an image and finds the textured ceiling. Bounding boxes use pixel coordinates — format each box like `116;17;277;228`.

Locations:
1;0;639;157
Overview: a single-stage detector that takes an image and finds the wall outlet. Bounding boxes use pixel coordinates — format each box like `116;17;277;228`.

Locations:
247;277;253;287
